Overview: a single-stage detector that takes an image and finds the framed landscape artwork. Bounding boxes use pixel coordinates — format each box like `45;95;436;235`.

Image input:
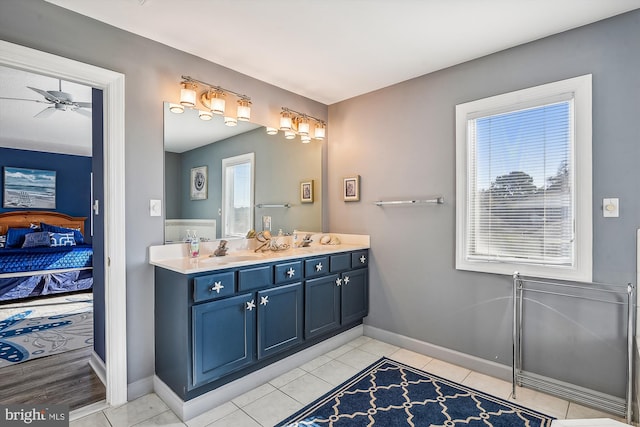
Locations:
3;167;56;209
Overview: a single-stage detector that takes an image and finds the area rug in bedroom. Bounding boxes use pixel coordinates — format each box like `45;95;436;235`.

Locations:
277;357;554;427
0;293;93;367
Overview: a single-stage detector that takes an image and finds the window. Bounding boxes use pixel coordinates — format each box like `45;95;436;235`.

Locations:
455;75;592;281
222;153;255;238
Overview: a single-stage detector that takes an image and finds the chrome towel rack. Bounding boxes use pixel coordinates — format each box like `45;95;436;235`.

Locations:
374;196;444;206
255;203;291;208
512;272;635;424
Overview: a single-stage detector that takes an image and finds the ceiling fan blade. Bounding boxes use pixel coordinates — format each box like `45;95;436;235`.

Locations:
74;108;92;118
34;106;56;118
75;102;92;108
0;96;46;103
27;86;61;103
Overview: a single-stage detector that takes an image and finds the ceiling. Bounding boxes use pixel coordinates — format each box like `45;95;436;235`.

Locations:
0;65;92;156
46;0;640;105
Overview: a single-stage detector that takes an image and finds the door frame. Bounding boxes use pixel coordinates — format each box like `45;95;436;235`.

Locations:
0;40;128;405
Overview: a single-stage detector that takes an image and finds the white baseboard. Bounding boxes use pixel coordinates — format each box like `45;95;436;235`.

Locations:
155;325;363;421
363;325;512;382
89;351;106;387
128;376;155;401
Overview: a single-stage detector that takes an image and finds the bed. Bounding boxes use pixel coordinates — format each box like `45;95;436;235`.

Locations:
0;211;93;303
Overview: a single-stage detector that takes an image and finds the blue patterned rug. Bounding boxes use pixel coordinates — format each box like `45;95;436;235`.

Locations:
277;358;554;426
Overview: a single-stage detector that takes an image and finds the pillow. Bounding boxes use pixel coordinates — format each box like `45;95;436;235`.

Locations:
49;232;76;247
41;222;84;244
22;231;51;248
6;228;35;248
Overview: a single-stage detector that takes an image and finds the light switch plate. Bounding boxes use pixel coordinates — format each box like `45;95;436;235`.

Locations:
603;198;619;218
150;199;162;217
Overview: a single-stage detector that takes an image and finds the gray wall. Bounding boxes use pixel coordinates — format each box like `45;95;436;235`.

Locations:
328;10;640;397
0;0;327;386
169;128;323;237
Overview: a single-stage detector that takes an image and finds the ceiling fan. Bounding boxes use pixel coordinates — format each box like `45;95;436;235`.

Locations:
0;79;92;118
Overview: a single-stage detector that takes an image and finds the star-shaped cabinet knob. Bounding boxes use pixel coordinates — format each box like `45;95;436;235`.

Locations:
287;267;296;278
315;262;323;272
246;299;256;311
360;255;367;264
343;276;350;285
209;281;224;294
260;296;269;306
335;277;343;287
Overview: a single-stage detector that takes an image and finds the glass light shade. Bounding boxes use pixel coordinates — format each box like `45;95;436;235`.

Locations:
169;103;184;114
301;135;312;144
266;127;278;135
237;99;251;121
280;113;292;131
224;116;238;126
284;130;296;139
297;118;310;136
210;92;226;115
198;110;213;121
314;123;326;140
180;84;197;107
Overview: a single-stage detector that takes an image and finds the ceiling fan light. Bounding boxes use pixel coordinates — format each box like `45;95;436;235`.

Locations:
224;116;238;126
266;127;278;135
198;110;213;121
169;103;185;114
180;82;197;107
237;98;251;121
284;130;296;139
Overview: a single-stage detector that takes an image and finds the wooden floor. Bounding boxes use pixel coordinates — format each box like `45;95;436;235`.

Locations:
0;345;105;410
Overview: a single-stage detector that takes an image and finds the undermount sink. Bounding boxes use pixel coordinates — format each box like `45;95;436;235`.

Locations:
203;254;263;264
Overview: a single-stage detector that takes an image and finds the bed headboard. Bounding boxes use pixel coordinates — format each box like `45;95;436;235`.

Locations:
0;211;87;236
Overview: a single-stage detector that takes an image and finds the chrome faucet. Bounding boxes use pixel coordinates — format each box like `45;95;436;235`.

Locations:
212;240;229;257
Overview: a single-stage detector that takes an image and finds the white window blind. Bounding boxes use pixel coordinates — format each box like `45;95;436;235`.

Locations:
467;99;574;265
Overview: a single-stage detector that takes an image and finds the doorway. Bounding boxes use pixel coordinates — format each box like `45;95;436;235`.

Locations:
0;40;127;406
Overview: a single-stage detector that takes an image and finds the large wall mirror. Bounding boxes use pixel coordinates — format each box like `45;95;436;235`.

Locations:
163;102;322;242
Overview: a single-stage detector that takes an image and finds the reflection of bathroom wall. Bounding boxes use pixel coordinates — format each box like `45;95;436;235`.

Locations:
164;219;216;243
168;127;322;237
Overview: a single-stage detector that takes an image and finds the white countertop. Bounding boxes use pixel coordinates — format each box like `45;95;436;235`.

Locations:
149;233;370;275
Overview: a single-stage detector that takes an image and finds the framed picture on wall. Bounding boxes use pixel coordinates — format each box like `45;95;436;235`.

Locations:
190;166;208;200
3;166;56;209
343;175;360;202
300;180;314;203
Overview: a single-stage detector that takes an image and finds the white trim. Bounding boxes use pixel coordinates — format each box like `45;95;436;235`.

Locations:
89;350;107;387
155;325;363;421
455;74;593;282
69;400;109;422
363;325;512;382
0;40;128;405
128;376;155;401
221;152;255;238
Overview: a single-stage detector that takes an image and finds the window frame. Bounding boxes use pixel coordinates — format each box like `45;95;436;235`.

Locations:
221;152;255;238
455;75;592;281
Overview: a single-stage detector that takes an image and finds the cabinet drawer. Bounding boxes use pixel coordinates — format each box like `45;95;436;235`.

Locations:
238;265;273;291
274;260;303;284
193;271;235;303
329;253;351;273
305;256;329;278
351;250;369;269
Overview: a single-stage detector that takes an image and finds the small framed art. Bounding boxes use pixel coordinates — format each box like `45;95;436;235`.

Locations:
343;175;360;202
300;180;314;203
190;166;208;200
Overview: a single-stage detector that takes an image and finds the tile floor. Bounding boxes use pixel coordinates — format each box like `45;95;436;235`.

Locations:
70;336;628;426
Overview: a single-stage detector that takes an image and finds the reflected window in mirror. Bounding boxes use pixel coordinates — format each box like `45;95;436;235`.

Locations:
222;153;254;238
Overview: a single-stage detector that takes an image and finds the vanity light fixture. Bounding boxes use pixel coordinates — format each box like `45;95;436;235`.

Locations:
173;76;252;122
198;110;213;121
271;107;326;143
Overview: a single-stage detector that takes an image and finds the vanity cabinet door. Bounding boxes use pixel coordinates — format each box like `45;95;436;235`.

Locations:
341;268;368;326
304;274;340;339
192;293;256;387
257;282;303;359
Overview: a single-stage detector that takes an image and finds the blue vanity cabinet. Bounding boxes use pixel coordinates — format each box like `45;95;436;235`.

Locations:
192;293;256;387
304;274;341;339
257;282;304;359
340;267;369;325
